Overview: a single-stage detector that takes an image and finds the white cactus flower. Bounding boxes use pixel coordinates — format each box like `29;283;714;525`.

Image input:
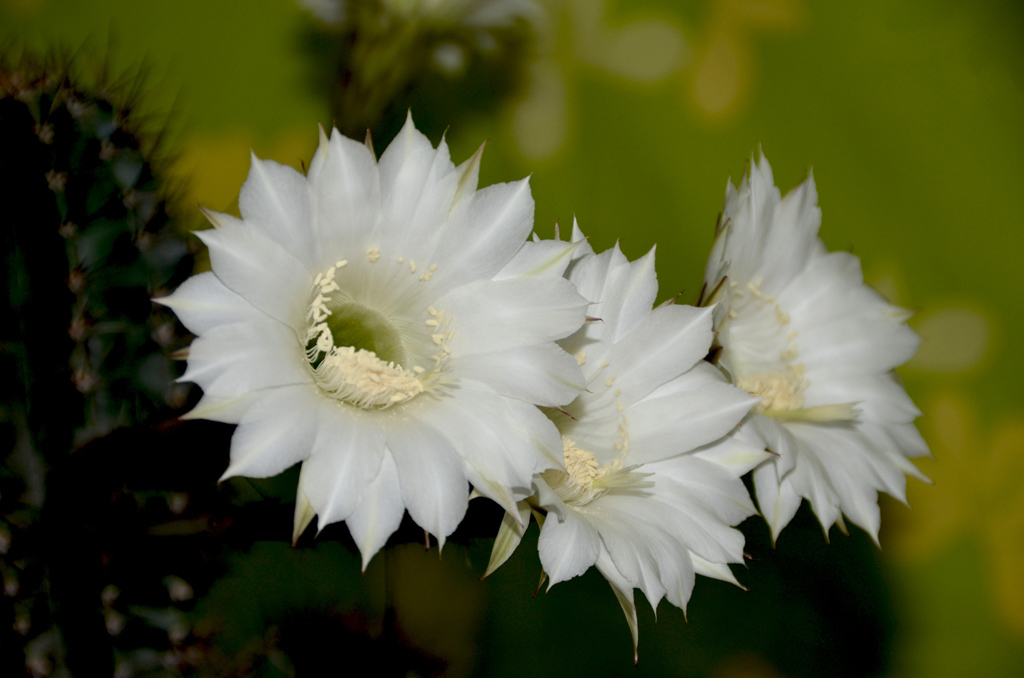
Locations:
160;115;588;568
487;224;767;660
702;152;930;543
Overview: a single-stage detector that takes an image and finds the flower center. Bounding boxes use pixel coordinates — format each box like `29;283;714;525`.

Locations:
542;437;651;507
723;278;858;422
305;260;423;409
736;367;807;415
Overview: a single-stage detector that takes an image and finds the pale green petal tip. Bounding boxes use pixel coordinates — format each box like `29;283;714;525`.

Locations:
765;402;859;422
197;205;229;228
766;502;786;548
483;501;530;579
451;141;485;214
292;490;317;546
609;582;639;665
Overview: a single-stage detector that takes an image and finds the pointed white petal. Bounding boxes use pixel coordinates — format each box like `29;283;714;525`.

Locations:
221;385;322;480
592;511;678;610
595;550;640;664
345;452;406;570
450;142;484;216
238;154;317;267
377;134;457;262
422;381;558;514
494;238;581;280
181;390;262;424
300;405;387;526
180;321;311;398
538;509;601;586
303;124;331;183
308;128;381;265
569;219;596;258
454;342;585;407
690;554;744;588
433;178;536;289
439;277;588;356
626;368;756;464
156;272;266;335
752;460;803;543
611;245;658;343
691;422;774;475
196;223;309;330
649;473;755;558
385;418;469;546
608;305;714;403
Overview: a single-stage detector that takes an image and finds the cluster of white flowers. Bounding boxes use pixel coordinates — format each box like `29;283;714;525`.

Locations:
159;118;927;659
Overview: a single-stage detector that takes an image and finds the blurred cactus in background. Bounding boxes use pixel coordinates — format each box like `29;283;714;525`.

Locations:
0;53;198;676
0;53;195;447
299;0;540;140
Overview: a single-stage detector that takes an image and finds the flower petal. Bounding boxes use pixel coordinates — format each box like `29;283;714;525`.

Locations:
539;509;601;586
385;417;469;546
483;500;531;578
345;452;406;570
454;342;585;407
180;321;311;398
301;403;387;526
422;380;560;513
238;154;317;267
378;134;457;263
155;271;264;335
181;390;262;424
439;276;587;356
804;370;921;423
752;461;803;544
626;365;756;464
595;549;640;664
607;305;714;404
196;223;310;330
221;385;322;480
307;127;381;266
432;178;536;289
494;238;581;281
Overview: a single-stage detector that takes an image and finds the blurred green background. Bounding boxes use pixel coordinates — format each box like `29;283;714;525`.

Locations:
3;0;1022;676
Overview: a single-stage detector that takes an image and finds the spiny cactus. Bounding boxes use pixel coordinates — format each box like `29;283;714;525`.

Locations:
0;55;195;451
0;53;197;675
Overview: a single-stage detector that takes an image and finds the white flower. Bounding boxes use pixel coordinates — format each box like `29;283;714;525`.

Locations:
487;224;767;659
159;115;588;567
702;153;930;543
299;0;541;28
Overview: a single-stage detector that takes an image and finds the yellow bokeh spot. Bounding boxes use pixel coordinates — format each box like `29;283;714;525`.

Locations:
711;652;787;678
387;543;485;678
692;29;747;119
908;306;992;374
174;127;319;213
888;391;1024;639
686;0;805;122
0;0;46;15
508;0;687;161
598;19;687;84
511;61;568;162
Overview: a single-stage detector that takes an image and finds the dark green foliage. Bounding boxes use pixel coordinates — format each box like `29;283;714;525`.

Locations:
301;0;535;142
0;57;195;450
0;54;197;675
